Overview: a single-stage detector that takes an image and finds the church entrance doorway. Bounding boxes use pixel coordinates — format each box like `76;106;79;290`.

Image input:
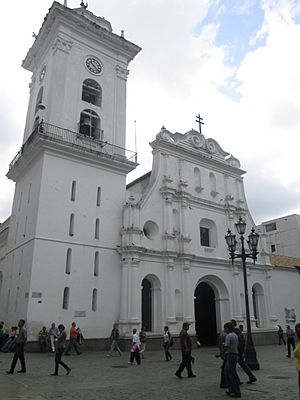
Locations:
141;278;152;331
194;282;217;345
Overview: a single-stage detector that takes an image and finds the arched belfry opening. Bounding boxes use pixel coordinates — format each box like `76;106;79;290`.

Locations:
142;278;152;331
194;282;217;345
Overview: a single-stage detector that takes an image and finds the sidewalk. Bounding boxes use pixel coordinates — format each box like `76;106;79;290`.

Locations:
0;345;298;400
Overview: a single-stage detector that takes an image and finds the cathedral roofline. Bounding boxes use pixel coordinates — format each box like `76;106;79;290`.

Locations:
22;1;141;71
127;171;151;190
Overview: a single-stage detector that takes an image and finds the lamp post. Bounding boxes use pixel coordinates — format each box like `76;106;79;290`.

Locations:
225;217;260;370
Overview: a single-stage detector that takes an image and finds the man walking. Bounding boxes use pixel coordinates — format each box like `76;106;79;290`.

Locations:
106;323;122;356
231;320;257;384
65;322;82;356
6;319;27;374
221;322;241;398
175;322;196;379
286;325;296;358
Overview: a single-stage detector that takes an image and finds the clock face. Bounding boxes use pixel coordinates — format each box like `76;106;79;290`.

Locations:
39;65;46;82
85;57;103;75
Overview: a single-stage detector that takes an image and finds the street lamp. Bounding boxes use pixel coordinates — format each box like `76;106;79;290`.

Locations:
225;217;260;370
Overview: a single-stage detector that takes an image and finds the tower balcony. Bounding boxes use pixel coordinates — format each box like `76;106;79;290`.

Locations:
9;122;138;174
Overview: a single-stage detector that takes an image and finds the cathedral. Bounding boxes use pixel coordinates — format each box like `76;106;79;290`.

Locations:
0;1;299;342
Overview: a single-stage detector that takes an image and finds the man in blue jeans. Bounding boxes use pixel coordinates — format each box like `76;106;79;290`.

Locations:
221;322;241;398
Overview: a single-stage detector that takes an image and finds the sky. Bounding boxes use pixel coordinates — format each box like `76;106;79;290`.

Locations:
0;0;300;225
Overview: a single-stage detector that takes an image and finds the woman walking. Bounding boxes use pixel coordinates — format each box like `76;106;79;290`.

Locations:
163;326;173;361
51;324;71;376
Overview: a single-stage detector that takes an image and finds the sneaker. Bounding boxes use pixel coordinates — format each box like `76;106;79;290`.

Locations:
188;374;196;378
17;370;26;373
66;368;71;376
51;373;58;376
230;394;241;398
6;370;13;374
247;378;257;384
175;371;182;379
128;362;134;365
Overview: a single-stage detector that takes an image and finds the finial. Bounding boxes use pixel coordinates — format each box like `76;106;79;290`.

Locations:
195;114;204;134
63;0;67;6
121;30;125;38
80;1;88;9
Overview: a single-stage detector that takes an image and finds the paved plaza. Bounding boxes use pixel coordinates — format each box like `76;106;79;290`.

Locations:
0;344;298;400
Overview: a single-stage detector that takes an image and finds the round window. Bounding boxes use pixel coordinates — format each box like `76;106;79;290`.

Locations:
143;221;159;240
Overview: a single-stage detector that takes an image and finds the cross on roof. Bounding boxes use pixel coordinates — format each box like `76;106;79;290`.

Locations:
195;114;204;134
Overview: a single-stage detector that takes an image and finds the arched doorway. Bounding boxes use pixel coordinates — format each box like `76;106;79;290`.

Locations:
252;283;266;328
141;278;152;331
194;282;217;345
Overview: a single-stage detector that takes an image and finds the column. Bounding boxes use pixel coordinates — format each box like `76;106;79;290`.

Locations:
265;268;278;325
119;259;130;334
182;261;194;323
166;262;176;324
232;266;243;321
129;258;140;324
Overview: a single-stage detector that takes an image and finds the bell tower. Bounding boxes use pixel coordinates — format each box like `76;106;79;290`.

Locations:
1;1;141;339
22;1;140;149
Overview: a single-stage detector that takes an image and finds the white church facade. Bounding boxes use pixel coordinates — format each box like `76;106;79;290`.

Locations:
0;1;299;342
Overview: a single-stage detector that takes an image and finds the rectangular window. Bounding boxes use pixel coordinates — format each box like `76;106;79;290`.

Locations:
200;227;210;247
92;288;97;311
66;248;72;274
96;187;101;206
271;244;276;253
71;180;76;201
95;218;100;239
27;183;32;204
23;216;28;238
265;222;277;232
94;251;99;276
69;214;75;236
62;287;70;310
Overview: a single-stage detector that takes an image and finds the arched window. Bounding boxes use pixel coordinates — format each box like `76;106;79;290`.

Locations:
209;172;218;197
79;109;102;140
62;287;70;309
194;167;203;193
82;79;102;107
66;248;72;275
92;288;97;311
200;218;217;248
35;87;44;114
94;251;99;276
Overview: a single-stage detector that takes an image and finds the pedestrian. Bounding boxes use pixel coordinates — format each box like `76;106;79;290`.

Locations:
6;319;27;374
1;326;17;353
48;322;59;353
221;322;241;398
128;328;141;365
163;325;173;361
65;322;82;355
231;319;256;385
76;326;84;345
216;324;228;388
51;324;71;376
277;325;286;345
294;323;300;398
286;325;296;358
106;323;122;356
38;326;49;353
139;326;147;359
175;322;196;379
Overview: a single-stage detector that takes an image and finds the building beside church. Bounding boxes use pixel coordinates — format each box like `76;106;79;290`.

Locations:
0;1;299;342
258;214;300;258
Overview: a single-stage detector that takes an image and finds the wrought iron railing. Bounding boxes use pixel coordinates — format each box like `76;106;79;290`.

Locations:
9;122;137;169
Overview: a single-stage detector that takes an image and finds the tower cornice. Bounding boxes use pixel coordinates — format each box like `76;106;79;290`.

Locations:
22;1;141;72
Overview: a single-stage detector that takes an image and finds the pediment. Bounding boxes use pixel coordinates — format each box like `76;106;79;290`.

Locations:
155;126;239;164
